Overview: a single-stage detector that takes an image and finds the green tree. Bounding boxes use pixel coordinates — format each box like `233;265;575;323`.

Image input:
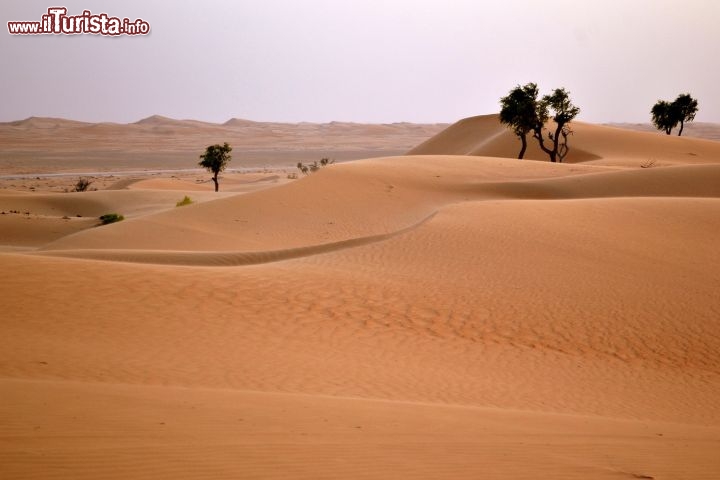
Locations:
499;83;540;159
651;100;678;135
532;88;580;163
673;93;698;136
199;142;232;192
651;94;699;136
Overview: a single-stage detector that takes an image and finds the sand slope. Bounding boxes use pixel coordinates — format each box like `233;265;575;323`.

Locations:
2;121;720;479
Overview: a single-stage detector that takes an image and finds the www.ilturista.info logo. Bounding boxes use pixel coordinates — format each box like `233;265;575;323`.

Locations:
7;7;150;36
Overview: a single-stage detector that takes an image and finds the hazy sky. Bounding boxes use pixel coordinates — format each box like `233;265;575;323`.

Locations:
1;0;719;124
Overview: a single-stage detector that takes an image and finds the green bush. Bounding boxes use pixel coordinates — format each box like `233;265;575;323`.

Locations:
99;213;124;225
176;195;193;207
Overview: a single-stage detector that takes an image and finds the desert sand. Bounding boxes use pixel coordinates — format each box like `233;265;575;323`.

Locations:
2;114;720;479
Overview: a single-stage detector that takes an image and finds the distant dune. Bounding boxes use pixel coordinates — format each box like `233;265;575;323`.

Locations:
2;115;720;479
0;116;449;174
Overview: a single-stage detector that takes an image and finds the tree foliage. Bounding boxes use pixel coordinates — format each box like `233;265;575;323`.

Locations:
533;88;580;163
651;100;677;135
651;93;698;136
199;142;232;192
499;83;580;162
499;83;540;159
673;93;698;136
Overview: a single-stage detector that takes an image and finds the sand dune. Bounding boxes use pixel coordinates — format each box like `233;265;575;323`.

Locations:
38;155;594;252
410;114;720;166
2;117;720;479
0;173;290;248
32;157;720;255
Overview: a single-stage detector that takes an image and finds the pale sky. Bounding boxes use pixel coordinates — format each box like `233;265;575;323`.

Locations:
1;0;718;124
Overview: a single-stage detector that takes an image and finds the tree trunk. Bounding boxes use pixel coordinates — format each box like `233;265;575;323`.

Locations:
518;134;527;159
557;127;570;163
678;121;684;136
212;174;219;192
550;122;563;163
533;127;554;162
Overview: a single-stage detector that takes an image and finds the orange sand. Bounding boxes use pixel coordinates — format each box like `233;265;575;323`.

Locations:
2;115;720;479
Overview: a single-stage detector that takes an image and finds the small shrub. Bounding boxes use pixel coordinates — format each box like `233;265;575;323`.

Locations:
99;213;124;225
287;172;298;179
297;157;335;175
641;158;657;169
176;195;193;207
73;177;93;192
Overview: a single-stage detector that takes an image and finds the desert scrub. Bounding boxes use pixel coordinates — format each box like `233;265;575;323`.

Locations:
99;213;124;225
176;195;193;207
73;177;93;192
297;157;335;175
